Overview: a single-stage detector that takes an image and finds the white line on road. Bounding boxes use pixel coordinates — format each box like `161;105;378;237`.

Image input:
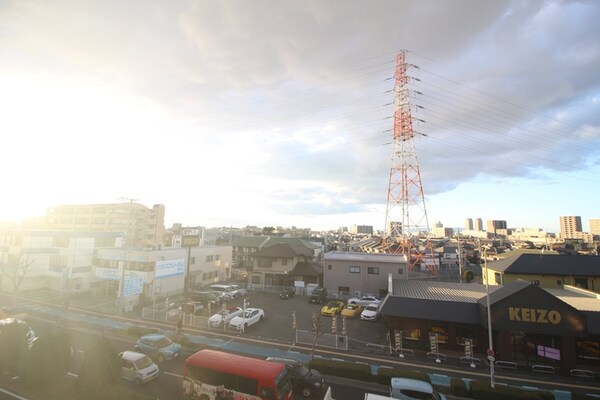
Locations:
0;386;30;400
164;371;184;379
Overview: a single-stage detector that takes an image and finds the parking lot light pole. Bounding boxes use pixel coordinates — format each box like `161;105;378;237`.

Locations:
483;248;496;388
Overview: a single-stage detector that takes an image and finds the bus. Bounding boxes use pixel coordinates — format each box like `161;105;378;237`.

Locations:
182;349;293;400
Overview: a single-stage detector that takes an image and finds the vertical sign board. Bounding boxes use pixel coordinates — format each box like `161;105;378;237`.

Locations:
429;332;438;354
155;259;185;279
122;271;144;296
464;338;473;359
394;330;403;351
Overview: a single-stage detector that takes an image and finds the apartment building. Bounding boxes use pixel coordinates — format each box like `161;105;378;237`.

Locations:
589;219;600;236
465;218;473;231
44;202;166;246
474;218;483;231
486;220;507;236
560;216;583;239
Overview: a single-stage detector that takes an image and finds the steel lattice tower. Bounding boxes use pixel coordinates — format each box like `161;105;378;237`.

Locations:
382;51;437;275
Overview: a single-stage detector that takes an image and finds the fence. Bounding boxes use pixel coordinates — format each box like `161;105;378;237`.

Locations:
295;329;348;350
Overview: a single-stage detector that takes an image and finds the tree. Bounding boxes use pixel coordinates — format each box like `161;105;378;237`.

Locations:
0;320;30;376
22;331;72;389
75;338;120;399
262;226;275;234
0;254;35;303
309;311;325;360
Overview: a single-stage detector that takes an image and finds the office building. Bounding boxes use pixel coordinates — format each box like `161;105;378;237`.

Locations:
486;220;507;236
474;218;483;232
465;218;473;231
589;219;600;236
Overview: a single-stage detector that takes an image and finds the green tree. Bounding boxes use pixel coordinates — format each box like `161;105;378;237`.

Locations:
75;337;120;399
0;320;30;376
22;331;72;389
262;226;275;234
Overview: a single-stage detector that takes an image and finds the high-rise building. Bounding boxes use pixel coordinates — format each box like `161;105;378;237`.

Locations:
474;218;483;231
487;220;507;236
590;219;600;236
560;216;582;239
350;225;374;235
465;218;473;231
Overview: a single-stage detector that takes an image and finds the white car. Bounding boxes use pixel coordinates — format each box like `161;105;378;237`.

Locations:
390;377;447;400
207;306;243;327
229;284;247;296
347;295;381;308
229;308;264;331
360;303;381;321
119;350;159;385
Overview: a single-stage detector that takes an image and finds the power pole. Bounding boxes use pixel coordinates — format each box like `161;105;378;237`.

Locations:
382;51;437;275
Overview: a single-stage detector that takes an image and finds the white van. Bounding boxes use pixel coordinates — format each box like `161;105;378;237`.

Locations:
210;284;237;300
120;350;159;385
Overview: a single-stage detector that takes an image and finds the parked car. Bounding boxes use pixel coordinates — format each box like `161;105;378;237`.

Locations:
119;350;159;385
341;303;362;319
229;284;247;296
308;287;327;304
320;301;345;316
0;318;38;350
360;303;381;321
181;301;204;316
187;291;221;307
390;377;447;400
265;357;324;398
229;308;264;331
210;284;238;300
134;333;182;363
347;295;381;307
207;306;243;327
280;287;295;299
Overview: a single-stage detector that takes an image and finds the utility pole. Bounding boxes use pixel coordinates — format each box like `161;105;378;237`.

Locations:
117;197;138;314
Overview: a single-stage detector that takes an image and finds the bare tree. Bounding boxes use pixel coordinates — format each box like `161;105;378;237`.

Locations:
309;311;324;360
0;253;35;303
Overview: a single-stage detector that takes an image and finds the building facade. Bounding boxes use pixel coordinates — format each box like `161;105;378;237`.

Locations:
323;251;408;297
44;202;166;246
560;216;583;239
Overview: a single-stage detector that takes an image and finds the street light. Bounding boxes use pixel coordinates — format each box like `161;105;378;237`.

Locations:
483;246;495;388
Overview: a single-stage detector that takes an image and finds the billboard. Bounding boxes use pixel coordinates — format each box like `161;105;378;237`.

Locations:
155;259;185;279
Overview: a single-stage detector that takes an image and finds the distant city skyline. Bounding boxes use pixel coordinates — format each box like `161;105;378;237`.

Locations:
1;1;598;236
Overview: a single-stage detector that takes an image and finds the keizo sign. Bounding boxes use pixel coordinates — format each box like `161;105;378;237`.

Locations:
181;235;200;248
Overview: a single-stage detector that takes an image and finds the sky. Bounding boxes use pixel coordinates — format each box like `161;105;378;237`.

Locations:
1;0;599;234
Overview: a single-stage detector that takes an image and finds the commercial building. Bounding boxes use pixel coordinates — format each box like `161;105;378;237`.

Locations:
44;202;166;246
381;279;600;373
323;251;408;297
486;220;507;237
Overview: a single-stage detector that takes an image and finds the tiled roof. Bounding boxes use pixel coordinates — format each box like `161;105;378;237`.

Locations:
254;243;314;258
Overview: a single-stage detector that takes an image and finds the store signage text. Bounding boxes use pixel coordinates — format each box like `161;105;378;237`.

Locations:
508;307;561;324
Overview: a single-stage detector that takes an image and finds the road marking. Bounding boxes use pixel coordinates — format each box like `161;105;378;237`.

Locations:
0;386;29;400
164;371;183;379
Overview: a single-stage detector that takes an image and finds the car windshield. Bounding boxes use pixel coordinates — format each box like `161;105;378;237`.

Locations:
326;301;338;307
294;364;311;377
155;336;173;348
134;355;154;369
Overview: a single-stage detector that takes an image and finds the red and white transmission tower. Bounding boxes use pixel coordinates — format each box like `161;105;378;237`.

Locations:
382;51;437;275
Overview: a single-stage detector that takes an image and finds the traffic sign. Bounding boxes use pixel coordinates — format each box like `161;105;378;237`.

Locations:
487;348;495;358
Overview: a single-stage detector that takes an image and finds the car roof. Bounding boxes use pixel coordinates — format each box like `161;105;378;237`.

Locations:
140;333;166;340
265;357;302;367
390;377;434;393
121;350;149;361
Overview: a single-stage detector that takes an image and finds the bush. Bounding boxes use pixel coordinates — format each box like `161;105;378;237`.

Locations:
375;366;430;385
308;358;372;382
450;378;469;397
127;325;159;337
470;379;554;400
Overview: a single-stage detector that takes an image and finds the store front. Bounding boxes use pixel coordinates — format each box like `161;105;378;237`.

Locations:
484;282;586;371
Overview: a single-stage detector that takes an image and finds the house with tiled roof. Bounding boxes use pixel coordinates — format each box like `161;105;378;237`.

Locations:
484;253;600;292
244;239;322;288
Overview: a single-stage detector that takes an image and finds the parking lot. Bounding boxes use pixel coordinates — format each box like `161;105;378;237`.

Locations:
155;289;391;353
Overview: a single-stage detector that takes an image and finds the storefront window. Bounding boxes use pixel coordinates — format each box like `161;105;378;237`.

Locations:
455;327;475;346
430;325;448;343
576;340;600;360
404;322;421;341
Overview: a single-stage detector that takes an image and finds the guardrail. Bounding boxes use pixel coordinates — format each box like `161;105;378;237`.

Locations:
426;352;447;363
532;364;555;375
570;369;594;379
495;360;517;371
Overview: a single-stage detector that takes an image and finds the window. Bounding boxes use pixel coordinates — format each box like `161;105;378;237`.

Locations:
349;266;361;274
367;267;379;275
206;255;214;262
494;272;502;284
216;254;220;261
556;279;562;286
430;325;448;343
328;264;332;270
397;268;404;275
531;280;540;286
281;258;287;266
338;286;350;294
252;275;261;284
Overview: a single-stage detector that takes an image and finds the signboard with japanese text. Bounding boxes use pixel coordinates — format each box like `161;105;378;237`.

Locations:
155;259;185;279
122;271;144;296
